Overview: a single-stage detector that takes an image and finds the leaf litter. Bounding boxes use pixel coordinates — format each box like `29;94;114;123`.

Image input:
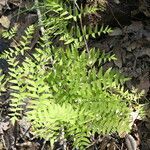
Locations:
0;0;150;149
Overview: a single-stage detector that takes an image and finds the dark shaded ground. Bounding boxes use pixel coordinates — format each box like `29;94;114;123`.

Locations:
0;0;150;149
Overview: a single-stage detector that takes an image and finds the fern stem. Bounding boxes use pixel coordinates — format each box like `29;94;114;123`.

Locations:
34;0;45;35
60;126;67;150
80;17;90;54
74;1;90;54
34;0;54;64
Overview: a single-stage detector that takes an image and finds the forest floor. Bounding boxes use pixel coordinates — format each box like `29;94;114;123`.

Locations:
0;0;150;149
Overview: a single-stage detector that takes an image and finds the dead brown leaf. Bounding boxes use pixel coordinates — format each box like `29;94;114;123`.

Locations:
125;134;137;150
109;28;122;36
123;21;143;33
134;48;150;58
139;0;150;17
0;0;7;6
0;122;10;135
136;72;150;95
127;42;141;52
113;47;123;68
9;0;21;6
0;15;11;28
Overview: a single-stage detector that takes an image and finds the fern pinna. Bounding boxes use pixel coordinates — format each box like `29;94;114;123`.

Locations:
0;0;143;149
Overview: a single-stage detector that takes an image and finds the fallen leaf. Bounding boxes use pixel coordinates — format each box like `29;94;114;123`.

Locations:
137;72;150;95
134;47;150;58
109;28;122;36
0;0;6;6
123;21;143;33
125;134;137;150
9;0;21;6
143;30;150;41
140;139;150;150
0;15;10;28
127;42;140;52
0;121;10;135
139;0;150;17
113;47;123;68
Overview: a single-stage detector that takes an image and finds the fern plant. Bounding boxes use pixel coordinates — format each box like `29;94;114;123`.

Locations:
0;0;144;149
1;25;35;123
26;46;143;149
2;25;18;40
42;0;112;48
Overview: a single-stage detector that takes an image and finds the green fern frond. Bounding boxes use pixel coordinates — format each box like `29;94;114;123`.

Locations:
0;70;6;93
43;0;112;48
0;0;143;149
2;25;18;39
28;47;142;148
